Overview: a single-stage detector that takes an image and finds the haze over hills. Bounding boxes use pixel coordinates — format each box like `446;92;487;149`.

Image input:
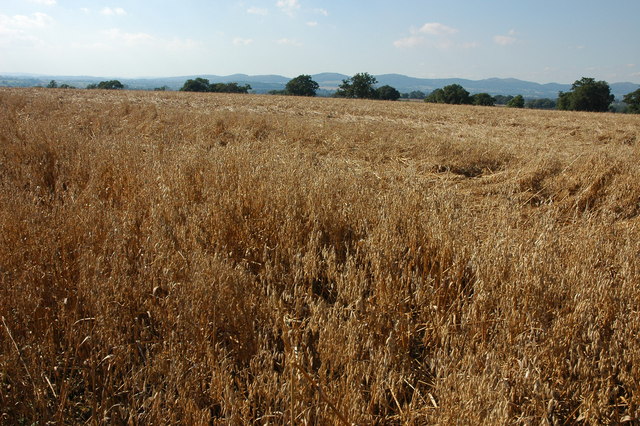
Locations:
1;72;638;99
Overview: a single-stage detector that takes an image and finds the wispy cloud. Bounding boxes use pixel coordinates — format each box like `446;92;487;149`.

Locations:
277;38;302;47
166;38;201;51
233;37;254;46
460;41;480;49
27;0;57;5
0;12;53;47
101;7;126;16
314;8;328;16
393;35;425;48
417;22;458;36
493;29;518;46
276;0;300;16
493;35;516;46
306;21;318;27
0;12;53;30
104;28;153;45
394;22;475;50
247;7;268;16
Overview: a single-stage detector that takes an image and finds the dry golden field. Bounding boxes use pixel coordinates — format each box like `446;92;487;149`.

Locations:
1;87;640;424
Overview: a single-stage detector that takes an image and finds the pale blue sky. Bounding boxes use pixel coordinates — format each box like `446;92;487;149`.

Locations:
1;0;639;83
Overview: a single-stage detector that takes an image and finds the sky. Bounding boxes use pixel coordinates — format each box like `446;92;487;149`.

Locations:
1;0;639;84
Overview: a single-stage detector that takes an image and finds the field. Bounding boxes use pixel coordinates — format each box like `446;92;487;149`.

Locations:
1;87;640;424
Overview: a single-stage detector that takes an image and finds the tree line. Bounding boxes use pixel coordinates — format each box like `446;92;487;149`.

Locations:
268;72;401;100
179;78;252;94
42;75;640;113
423;77;640;113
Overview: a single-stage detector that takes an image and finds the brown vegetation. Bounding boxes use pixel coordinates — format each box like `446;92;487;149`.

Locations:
1;87;640;424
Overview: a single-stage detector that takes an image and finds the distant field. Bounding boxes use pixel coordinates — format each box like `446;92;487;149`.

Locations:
1;88;639;423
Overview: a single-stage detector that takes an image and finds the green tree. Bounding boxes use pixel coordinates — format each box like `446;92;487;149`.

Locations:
494;95;514;105
46;80;58;89
86;83;98;89
557;91;572;110
286;74;319;97
376;85;401;101
59;83;75;89
622;89;640;114
525;98;556;110
425;88;444;103
556;77;614;112
97;80;124;90
210;82;251;93
507;95;525;108
180;78;211;92
408;90;426;100
425;84;471;104
441;84;471;104
335;72;378;99
471;93;495;106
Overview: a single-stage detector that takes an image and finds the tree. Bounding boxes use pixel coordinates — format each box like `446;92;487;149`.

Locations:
408;90;426;100
557;91;572;110
556;77;614;112
425;88;444;103
59;83;75;89
441;84;471;104
525;98;556;110
376;85;401;101
180;78;211;92
623;89;640;113
471;93;495;106
46;80;58;89
335;72;378;99
425;84;471;105
180;79;251;94
507;95;525;108
210;82;251;93
286;74;319;97
95;80;124;90
494;95;514;105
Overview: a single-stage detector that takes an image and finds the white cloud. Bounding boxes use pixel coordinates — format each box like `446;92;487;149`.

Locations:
460;41;480;49
417;22;458;36
277;38;302;47
306;21;318;27
276;0;300;16
104;28;153;45
626;64;636;68
0;12;53;30
27;0;56;5
80;8;90;14
247;7;268;15
0;12;53;47
101;7;126;16
493;35;516;46
166;38;201;51
394;22;477;50
314;8;328;16
393;35;425;48
233;37;254;46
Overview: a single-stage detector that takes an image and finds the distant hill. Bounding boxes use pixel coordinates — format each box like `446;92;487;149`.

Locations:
1;72;638;99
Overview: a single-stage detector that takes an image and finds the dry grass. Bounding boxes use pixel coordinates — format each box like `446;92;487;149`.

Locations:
1;87;640;424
